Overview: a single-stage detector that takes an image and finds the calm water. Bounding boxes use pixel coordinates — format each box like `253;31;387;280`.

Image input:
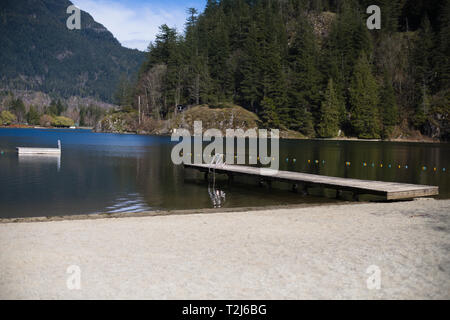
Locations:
0;128;449;218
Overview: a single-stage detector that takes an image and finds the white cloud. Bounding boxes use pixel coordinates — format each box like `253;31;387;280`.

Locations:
71;0;189;51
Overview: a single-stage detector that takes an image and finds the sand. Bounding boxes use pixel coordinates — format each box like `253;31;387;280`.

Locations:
1;199;449;300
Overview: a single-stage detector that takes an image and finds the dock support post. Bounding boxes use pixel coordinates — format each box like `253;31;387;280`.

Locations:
292;184;298;193
227;174;234;185
352;192;360;202
300;184;308;195
204;172;209;181
258;179;272;188
336;190;342;199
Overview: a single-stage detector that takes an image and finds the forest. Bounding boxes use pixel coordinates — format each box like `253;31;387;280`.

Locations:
0;0;144;102
0;93;105;128
115;0;449;140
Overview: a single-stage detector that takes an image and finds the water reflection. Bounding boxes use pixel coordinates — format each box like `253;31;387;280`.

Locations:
208;184;226;208
18;154;61;171
102;193;152;213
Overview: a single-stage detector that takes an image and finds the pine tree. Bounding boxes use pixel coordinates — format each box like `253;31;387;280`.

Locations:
11;98;26;123
379;72;399;138
129;0;446;140
114;75;135;108
26;105;40;125
349;53;381;139
185;8;201;105
260;97;280;129
240;19;263;112
323;0;372;90
413;83;430;128
435;0;450;91
317;78;340;138
259;2;288;124
411;15;436;129
413;15;435;88
287;10;322;133
209;8;233;101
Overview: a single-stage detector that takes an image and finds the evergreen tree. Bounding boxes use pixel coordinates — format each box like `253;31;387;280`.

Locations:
209;7;234;101
240;20;263;112
411;15;436;130
56;100;66;116
323;0;371;90
185;8;202;105
435;0;450;91
114;75;135;108
317;78;340;138
11;98;26;123
349;53;381;138
260;97;280;128
287;11;322;133
26;105;40;125
79;106;86;127
413;83;430;128
130;0;448;140
379;72;399;138
413;16;435;91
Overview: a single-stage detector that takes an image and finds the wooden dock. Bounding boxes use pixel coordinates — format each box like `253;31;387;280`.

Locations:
184;163;439;201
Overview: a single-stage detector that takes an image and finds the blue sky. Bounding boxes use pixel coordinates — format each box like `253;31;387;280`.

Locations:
72;0;206;51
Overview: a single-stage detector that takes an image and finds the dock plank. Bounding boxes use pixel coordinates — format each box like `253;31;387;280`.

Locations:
184;163;439;200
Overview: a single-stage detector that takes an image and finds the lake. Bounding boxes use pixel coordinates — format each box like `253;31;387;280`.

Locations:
0;128;449;219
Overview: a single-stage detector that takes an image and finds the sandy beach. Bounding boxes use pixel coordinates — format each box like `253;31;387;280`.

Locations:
1;199;449;300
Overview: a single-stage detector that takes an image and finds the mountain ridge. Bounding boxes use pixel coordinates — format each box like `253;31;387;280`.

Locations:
0;0;145;102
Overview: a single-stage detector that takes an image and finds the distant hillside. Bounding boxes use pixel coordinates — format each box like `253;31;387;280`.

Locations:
0;0;145;102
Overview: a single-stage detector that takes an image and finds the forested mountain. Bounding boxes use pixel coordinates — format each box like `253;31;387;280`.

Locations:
0;0;145;102
128;0;449;140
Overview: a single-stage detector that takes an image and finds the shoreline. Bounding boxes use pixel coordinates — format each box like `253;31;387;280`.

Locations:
1;198;449;299
1;126;446;143
0;125;93;130
0;201;354;224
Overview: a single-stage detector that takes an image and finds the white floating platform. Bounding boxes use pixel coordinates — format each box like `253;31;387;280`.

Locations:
16;140;61;155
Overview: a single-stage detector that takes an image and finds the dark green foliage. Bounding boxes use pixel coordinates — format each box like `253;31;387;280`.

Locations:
349;53;381;139
0;0;145;102
379;72;399;138
26;105;40;125
413;84;430;128
287;10;322;133
10;98;26;122
131;0;448;140
260;97;280;129
317;78;341;138
322;0;371;93
435;0;450;91
46;100;66;116
114;75;135;107
79;105;105;127
413;16;435;90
